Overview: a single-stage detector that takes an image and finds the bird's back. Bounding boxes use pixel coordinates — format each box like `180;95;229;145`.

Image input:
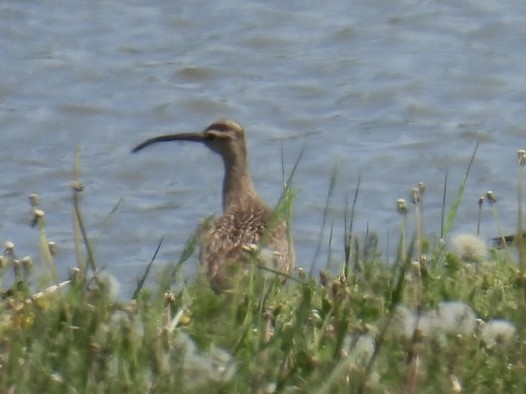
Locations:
199;200;293;290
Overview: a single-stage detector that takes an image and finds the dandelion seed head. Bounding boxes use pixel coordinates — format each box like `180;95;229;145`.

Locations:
433;301;477;336
5;241;15;253
480;319;516;348
98;273;121;299
451;233;487;263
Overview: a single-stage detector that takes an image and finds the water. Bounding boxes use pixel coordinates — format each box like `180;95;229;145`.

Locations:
2;0;526;295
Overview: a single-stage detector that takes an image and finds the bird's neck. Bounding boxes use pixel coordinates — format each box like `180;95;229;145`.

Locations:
222;156;258;212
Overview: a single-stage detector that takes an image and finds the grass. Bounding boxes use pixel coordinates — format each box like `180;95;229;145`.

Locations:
0;147;525;393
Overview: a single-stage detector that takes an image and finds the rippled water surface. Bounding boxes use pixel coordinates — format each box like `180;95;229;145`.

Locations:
2;0;526;294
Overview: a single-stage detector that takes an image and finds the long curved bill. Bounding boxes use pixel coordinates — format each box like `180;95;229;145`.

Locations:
132;132;205;153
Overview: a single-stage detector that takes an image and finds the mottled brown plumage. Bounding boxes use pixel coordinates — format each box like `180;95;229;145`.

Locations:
132;119;294;290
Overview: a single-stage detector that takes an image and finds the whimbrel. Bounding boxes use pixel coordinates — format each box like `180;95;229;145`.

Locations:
132;119;294;290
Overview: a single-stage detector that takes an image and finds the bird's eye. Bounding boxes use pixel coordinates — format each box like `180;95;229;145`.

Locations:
206;132;218;142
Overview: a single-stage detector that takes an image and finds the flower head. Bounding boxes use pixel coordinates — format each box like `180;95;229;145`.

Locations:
451;233;487;263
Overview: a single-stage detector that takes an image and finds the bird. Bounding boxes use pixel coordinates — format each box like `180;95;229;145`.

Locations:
132;119;294;290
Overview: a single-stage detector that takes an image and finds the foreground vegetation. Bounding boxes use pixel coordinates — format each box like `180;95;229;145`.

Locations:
1;147;526;393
